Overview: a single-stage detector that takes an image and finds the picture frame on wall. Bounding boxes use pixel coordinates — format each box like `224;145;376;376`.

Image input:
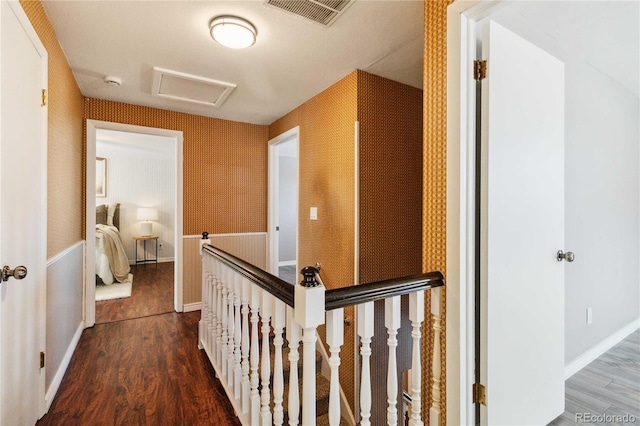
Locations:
96;157;107;197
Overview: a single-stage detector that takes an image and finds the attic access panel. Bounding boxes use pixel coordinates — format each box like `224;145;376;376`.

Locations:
151;67;236;108
265;0;354;26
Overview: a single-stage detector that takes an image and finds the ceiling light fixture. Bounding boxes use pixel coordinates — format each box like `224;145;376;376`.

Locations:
209;16;257;49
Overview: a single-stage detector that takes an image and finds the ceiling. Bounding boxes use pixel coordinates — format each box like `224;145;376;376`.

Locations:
41;1;638;128
503;0;639;99
42;0;424;126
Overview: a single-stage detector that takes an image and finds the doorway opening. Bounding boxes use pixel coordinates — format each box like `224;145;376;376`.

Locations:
268;127;299;283
85;120;184;327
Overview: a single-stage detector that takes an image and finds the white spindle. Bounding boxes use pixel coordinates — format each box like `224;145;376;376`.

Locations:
249;286;261;425
272;299;286;426
286;307;301;426
233;277;242;400
294;281;325;425
207;273;215;352
216;274;224;367
409;291;425;426
260;293;273;426
227;273;236;384
220;267;229;378
358;301;374;426
385;296;400;426
429;287;442;426
241;278;251;413
326;308;344;426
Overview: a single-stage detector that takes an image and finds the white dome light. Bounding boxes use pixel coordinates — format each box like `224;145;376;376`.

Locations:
209;16;257;49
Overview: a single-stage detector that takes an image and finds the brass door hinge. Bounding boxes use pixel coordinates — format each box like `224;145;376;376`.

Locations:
472;382;486;405
40;351;45;369
41;89;47;107
474;60;487;81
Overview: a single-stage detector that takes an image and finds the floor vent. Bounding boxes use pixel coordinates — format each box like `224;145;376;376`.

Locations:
265;0;354;26
151;67;236;108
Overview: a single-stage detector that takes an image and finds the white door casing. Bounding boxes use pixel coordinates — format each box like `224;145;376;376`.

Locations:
85;120;184;326
267;127;299;276
479;20;565;425
0;0;48;422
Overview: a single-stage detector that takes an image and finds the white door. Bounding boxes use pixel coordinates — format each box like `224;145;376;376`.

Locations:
0;0;48;423
479;20;565;425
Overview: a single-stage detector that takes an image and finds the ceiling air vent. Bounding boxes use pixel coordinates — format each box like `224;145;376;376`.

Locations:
151;67;236;108
265;0;354;26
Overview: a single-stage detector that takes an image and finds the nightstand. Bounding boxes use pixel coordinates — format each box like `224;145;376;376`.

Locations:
133;235;158;265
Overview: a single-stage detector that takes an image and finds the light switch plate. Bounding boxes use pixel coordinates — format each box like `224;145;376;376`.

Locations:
310;207;318;220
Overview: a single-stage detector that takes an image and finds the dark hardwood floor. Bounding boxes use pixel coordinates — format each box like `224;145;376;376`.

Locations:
96;262;174;324
36;311;241;426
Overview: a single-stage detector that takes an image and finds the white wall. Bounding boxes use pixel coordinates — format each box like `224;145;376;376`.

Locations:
494;8;640;365
96;131;176;263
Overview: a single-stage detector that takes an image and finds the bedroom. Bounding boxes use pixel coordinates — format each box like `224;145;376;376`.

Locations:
94;128;177;322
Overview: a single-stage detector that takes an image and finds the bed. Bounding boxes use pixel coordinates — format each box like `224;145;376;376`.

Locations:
96;203;131;285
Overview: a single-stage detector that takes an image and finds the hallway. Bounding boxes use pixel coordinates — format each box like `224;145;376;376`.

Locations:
37;311;241;425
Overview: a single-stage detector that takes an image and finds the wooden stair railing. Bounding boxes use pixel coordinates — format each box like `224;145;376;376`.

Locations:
198;236;444;426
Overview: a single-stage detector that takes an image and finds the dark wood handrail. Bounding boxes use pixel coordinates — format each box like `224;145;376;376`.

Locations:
202;244;444;311
203;244;295;307
324;271;444;310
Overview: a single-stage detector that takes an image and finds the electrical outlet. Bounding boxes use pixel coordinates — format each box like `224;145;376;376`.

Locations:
586;307;592;325
158;243;163;251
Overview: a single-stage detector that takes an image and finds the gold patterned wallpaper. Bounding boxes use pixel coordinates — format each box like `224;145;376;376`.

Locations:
20;0;84;258
424;1;456;424
83;99;269;236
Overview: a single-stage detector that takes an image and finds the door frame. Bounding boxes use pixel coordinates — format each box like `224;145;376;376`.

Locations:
85;120;184;326
446;1;507;424
267;127;300;276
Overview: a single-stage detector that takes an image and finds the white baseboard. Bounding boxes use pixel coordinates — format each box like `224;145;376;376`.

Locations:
45;321;84;411
278;260;296;267
183;302;201;313
564;318;640;380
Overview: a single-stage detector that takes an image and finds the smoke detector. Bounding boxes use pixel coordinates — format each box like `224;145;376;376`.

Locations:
104;75;122;86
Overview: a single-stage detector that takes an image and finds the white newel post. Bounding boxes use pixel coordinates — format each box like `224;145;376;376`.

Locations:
286;307;302;426
294;268;325;425
272;299;286;426
385;296;401;426
429;287;442;426
358;301;374;426
199;236;210;350
326;308;344;426
409;291;425;426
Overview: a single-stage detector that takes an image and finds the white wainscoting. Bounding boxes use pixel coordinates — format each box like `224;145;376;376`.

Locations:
182;233;267;307
45;241;85;410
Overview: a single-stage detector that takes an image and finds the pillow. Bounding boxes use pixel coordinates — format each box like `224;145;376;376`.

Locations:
96;204;107;225
107;203;120;228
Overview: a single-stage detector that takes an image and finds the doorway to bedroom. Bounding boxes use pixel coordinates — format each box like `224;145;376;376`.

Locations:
86;120;184;327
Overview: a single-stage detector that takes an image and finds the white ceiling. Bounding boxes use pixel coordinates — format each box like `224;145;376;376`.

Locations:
42;0;424;126
42;1;638;128
504;0;639;98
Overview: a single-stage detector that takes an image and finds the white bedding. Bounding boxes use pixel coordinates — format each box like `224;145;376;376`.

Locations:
96;224;131;285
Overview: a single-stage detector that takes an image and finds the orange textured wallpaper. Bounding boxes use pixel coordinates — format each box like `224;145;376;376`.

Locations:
357;70;423;283
83;99;269;236
424;1;455;424
20;0;84;258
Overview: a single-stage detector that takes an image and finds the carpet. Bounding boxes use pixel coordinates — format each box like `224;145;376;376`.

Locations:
96;274;133;301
